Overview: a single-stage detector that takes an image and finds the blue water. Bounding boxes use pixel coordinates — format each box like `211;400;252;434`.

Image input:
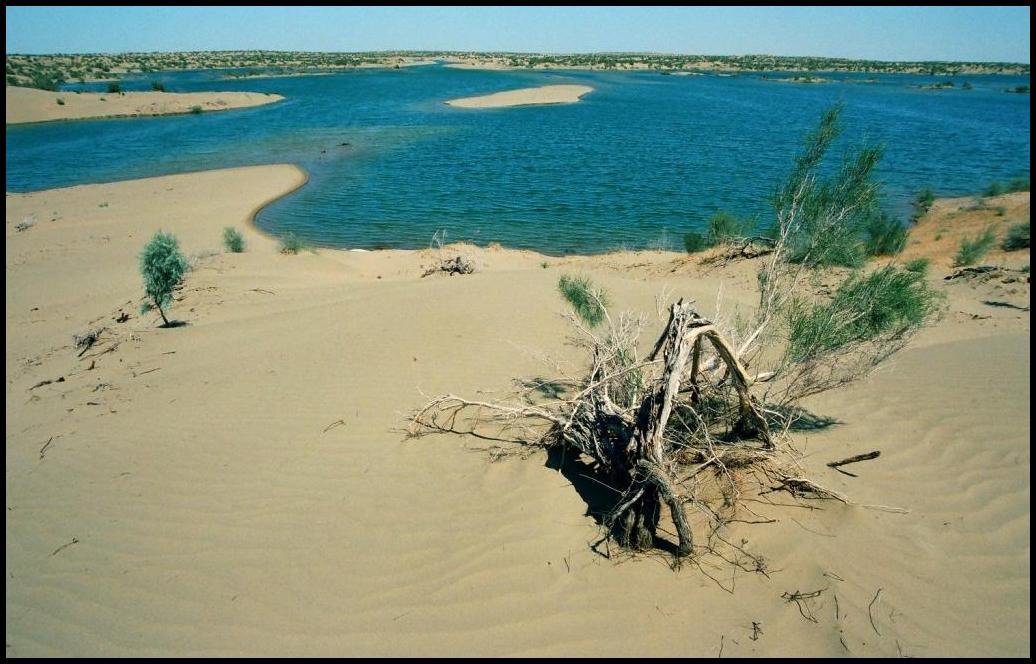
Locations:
6;65;1030;254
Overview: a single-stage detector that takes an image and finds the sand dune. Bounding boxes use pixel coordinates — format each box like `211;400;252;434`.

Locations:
5;167;1029;656
446;84;594;108
5;86;284;124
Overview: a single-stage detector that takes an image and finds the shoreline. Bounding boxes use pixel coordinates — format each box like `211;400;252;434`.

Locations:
5;86;285;125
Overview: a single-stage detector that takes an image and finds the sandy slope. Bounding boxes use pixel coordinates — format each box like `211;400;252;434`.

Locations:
5;86;284;124
446;85;594;108
5;167;1030;656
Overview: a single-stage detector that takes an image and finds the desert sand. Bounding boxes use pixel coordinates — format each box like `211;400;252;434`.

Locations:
446;84;594;108
5;166;1030;656
5;86;284;125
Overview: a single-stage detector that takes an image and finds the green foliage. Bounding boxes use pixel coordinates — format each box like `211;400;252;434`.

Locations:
683;231;708;254
190;105;203;114
983;181;1005;197
140;231;188;325
953;227;997;266
706;210;753;244
911;187;935;222
776;103;884;268
1006;177;1030;193
222;226;246;253
151;80;166;92
279;231;305;254
1001;222;1030;251
106;82;122;93
557;274;609;328
786;266;941;363
862;211;908;256
904;257;930;274
55;97;65;105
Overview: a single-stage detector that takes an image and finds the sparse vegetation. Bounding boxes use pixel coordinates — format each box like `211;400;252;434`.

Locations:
683;231;708;254
279;231;305;254
904;257;930;274
106;82;122;93
1001;222;1030;251
785;266;941;363
954;227;997;266
139;231;189;326
557;274;609;327
911;187;935;222
150;80;166;92
55;97;65;105
222;226;246;253
412;104;943;564
862;211;907;256
190;105;203;114
706;210;753;245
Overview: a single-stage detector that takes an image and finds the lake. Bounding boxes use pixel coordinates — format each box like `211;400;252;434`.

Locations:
6;65;1030;254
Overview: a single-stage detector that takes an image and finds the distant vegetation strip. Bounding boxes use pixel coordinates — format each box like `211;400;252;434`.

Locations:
5;51;1028;89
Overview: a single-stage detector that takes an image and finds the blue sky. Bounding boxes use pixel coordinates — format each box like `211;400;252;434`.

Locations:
5;6;1030;62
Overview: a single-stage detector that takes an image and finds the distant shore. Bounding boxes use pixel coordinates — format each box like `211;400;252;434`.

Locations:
5;86;283;124
446;84;594;109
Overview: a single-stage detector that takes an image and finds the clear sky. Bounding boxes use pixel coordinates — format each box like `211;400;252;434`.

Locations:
4;6;1030;63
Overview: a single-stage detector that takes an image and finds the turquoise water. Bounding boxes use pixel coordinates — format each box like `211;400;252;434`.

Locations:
6;65;1030;254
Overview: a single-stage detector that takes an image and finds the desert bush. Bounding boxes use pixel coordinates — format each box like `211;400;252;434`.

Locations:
785;266;941;364
775;104;883;268
222;226;246;253
140;231;189;326
983;181;1005;197
683;231;708;254
904;257;930;273
862;210;907;256
151;80;166;92
911;187;935;222
953;227;997;266
1001;222;1030;251
279;231;305;254
1006;177;1030;193
55;97;65;106
706;210;753;244
557;274;609;327
190;105;203;114
106;82;122;94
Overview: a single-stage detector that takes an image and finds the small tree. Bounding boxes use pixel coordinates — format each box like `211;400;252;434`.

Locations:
140;231;188;326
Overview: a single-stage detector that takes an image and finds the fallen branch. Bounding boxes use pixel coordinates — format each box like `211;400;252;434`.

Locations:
827;450;880;476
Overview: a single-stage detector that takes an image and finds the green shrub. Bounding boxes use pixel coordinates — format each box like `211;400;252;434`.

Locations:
279;231;305;254
557;274;609;327
683;231;708;254
151;80;166;92
707;210;752;244
904;257;930;274
983;181;1005;197
911;187;935;222
776;104;883;268
55;97;65;105
222;226;246;253
1006;177;1030;193
863;210;908;256
106;82;122;94
190;105;203;114
953;227;997;266
140;231;189;326
786;266;940;363
1001;222;1030;251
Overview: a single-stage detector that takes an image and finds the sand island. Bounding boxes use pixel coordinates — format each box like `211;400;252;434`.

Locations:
445;84;594;108
5;86;284;124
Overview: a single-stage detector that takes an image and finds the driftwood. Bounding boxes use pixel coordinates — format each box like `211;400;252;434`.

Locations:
827;450;880;477
412;299;781;558
423;255;476;277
